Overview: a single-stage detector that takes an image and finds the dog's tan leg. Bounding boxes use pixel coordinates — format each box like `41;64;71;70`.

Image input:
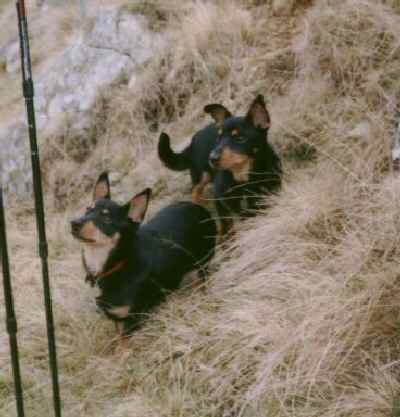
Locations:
217;219;235;246
114;322;130;354
191;173;211;206
117;336;131;352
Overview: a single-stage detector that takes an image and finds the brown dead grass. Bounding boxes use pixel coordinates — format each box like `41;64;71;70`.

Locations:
0;0;77;128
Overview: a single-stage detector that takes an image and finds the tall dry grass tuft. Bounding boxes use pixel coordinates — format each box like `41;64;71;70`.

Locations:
3;0;400;416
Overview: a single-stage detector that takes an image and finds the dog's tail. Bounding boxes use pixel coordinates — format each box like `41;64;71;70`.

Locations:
158;132;191;171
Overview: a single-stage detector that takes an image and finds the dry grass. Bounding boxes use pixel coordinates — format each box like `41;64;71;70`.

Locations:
0;0;78;128
3;0;400;416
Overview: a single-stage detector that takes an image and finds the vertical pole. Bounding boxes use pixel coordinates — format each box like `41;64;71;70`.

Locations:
0;187;25;417
16;1;62;416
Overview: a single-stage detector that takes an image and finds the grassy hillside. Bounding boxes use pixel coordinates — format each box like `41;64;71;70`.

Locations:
0;0;77;130
2;0;400;416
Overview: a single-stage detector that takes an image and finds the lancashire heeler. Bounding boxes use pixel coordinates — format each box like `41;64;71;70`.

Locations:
158;95;282;237
70;173;216;340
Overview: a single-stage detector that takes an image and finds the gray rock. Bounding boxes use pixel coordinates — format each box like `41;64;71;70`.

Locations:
0;122;31;195
1;7;159;195
5;41;20;73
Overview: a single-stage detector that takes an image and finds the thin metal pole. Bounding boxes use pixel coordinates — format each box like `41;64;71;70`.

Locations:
0;188;25;417
16;1;62;416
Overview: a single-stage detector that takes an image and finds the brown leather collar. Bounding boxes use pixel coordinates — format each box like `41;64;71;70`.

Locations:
96;259;128;280
85;259;128;286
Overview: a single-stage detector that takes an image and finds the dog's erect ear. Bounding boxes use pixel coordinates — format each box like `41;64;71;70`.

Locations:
93;172;111;201
246;95;271;130
204;103;232;127
127;188;152;223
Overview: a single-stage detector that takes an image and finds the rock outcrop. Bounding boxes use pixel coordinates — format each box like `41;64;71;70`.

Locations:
0;6;159;194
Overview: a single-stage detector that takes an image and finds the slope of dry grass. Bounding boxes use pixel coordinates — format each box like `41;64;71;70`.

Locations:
2;0;400;416
0;0;77;129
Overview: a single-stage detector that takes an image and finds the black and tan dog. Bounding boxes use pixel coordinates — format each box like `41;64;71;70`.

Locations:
158;95;282;236
70;172;216;341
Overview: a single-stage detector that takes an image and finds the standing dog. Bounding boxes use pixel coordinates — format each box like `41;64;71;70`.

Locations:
158;95;282;236
70;173;216;339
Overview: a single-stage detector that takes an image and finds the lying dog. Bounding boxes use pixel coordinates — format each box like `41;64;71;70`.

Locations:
70;172;216;340
158;95;282;236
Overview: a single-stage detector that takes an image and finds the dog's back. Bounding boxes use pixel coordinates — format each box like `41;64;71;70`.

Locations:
158;124;218;184
188;125;219;183
138;201;216;285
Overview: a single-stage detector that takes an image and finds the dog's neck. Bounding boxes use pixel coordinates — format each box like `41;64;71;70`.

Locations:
82;227;138;284
82;243;116;277
231;158;253;183
252;143;271;173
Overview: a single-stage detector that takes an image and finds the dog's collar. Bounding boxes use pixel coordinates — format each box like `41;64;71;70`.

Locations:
85;259;128;286
97;259;128;279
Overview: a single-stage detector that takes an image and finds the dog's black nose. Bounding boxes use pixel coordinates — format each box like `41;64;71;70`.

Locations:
70;220;82;234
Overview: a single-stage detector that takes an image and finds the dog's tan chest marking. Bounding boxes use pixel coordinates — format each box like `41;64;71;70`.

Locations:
220;148;253;183
232;158;252;182
191;172;211;206
83;245;113;276
107;305;130;319
81;228;120;276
